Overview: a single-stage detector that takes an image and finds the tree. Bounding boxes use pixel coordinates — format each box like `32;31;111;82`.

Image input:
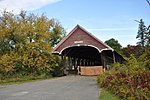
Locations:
105;38;122;54
145;25;150;46
0;10;66;76
136;19;147;47
122;45;142;58
146;0;150;6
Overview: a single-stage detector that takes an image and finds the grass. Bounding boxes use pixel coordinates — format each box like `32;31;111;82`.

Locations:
99;88;120;100
0;75;53;85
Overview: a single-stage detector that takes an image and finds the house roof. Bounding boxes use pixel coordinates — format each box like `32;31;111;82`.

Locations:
53;25;114;54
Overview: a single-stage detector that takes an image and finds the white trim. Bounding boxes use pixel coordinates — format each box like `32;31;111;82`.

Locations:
52;51;60;54
59;46;71;54
100;48;114;52
87;45;101;53
53;44;114;55
74;41;83;44
59;45;101;55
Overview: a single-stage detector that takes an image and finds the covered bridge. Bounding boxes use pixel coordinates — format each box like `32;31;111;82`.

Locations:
53;25;125;75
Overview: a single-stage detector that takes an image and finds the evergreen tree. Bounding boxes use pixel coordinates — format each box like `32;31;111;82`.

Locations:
136;19;147;47
145;25;150;46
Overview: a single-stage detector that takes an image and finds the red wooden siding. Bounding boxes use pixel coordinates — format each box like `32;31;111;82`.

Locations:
54;25;112;54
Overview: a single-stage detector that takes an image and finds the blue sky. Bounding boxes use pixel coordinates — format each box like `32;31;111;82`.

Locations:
0;0;150;47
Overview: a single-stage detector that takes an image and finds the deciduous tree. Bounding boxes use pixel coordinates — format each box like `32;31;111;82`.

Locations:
0;10;65;77
105;38;122;54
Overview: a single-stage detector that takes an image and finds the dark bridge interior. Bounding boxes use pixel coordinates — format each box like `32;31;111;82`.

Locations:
62;46;102;66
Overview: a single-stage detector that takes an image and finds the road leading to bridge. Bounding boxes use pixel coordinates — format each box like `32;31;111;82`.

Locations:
0;76;99;100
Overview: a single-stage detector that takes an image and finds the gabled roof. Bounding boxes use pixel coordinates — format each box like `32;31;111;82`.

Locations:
53;25;113;54
75;25;113;50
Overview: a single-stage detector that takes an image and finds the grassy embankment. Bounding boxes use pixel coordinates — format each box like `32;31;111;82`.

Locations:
0;75;52;85
99;89;120;100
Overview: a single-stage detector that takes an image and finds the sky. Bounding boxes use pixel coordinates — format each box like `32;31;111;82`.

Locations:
0;0;150;47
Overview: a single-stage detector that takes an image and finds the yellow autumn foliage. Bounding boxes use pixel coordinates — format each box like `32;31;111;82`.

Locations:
0;10;65;77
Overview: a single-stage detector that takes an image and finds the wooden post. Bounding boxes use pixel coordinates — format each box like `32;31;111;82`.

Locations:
79;59;81;66
113;51;116;63
100;52;105;69
68;56;71;70
63;54;68;75
83;59;85;66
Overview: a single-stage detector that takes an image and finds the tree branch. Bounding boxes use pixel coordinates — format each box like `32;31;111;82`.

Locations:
146;0;150;6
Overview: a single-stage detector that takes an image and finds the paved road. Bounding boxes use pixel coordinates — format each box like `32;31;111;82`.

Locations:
0;76;99;100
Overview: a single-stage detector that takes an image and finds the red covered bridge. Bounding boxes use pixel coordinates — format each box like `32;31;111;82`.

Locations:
53;25;124;75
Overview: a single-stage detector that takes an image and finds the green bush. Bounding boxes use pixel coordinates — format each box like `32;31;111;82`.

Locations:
97;55;150;100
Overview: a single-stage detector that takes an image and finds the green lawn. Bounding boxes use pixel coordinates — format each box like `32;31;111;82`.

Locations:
99;89;120;100
0;75;53;85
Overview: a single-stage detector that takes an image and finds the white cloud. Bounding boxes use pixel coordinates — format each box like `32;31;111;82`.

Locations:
0;0;61;14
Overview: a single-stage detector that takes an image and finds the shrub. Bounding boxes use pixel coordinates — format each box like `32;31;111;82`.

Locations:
97;55;150;100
